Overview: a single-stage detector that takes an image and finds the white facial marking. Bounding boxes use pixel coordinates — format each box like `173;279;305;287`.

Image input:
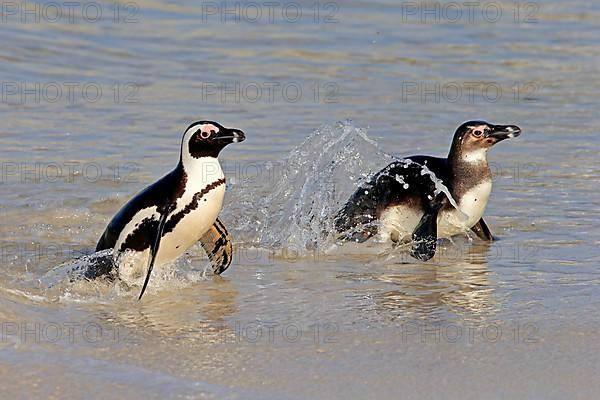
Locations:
183;123;218;141
181;123;223;168
182;123;220;158
199;124;218;137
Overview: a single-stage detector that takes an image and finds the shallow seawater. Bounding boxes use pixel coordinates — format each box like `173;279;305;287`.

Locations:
1;0;600;398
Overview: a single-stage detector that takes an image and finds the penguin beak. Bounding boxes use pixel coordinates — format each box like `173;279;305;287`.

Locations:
217;128;246;143
487;124;521;141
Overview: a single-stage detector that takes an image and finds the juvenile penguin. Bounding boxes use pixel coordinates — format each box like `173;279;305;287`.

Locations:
335;120;521;261
94;121;245;299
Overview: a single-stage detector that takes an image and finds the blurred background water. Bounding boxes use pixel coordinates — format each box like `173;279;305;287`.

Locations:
0;0;599;398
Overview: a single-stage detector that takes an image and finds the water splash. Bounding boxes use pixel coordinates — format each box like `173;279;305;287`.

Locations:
224;121;393;251
418;162;464;217
38;247;212;299
39;249;115;287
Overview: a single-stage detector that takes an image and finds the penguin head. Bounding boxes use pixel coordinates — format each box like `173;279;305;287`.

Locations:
181;120;245;159
451;120;521;162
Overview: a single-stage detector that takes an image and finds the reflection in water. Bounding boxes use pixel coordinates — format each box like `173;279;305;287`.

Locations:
7;265;240;346
343;240;497;322
88;278;240;344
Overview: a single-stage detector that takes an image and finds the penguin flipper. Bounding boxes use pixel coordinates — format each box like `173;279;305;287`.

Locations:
139;207;172;300
199;217;232;275
471;218;494;241
410;192;447;261
410;210;439;261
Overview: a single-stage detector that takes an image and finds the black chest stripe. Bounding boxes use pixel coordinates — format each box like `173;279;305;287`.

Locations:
162;178;226;235
119;216;159;252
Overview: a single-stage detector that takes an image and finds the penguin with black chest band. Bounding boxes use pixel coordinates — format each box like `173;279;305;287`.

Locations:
335;120;521;261
93;121;245;299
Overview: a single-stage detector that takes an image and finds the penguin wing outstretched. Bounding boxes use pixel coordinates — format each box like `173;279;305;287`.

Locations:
199;217;233;275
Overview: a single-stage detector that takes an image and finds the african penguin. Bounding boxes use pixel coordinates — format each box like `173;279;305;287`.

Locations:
94;121;245;299
335;120;521;261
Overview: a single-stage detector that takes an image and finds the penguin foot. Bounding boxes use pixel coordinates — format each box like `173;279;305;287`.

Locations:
410;209;439;261
410;236;437;261
80;253;117;281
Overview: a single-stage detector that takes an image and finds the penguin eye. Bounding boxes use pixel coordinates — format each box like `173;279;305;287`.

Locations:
199;129;214;139
472;129;483;138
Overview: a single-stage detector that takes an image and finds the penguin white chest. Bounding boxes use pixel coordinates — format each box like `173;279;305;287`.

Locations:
438;180;492;236
155;182;225;265
379;180;492;241
155;159;226;265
